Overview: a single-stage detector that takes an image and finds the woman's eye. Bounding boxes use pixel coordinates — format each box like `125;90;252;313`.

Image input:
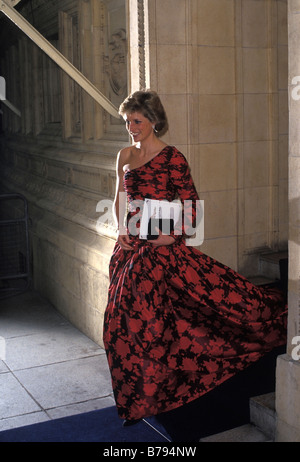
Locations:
125;119;142;126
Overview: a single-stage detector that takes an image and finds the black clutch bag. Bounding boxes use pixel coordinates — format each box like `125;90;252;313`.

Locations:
147;218;174;240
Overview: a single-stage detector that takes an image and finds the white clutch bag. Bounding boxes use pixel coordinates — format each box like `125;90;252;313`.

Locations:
139;198;182;240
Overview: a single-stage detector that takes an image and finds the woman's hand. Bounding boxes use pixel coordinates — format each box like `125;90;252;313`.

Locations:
148;229;175;247
117;230;133;250
117;228;175;249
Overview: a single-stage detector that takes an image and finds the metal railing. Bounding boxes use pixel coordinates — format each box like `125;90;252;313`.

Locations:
0;193;31;298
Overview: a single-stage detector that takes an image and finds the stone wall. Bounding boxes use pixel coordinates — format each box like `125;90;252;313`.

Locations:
129;0;288;273
275;0;300;442
0;0;289;347
0;0;128;346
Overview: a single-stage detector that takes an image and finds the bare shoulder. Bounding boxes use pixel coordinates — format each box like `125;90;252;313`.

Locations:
116;146;132;174
118;146;132;163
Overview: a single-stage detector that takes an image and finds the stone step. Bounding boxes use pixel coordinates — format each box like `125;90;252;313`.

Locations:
199;392;276;442
250;393;276;440
199;423;271;442
248;250;288;289
259;251;288;281
248;275;277;286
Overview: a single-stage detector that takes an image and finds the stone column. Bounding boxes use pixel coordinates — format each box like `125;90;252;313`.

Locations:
275;0;300;442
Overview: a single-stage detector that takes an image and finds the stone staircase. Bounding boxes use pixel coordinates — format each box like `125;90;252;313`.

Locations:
200;251;288;442
200;392;276;442
248;250;288;288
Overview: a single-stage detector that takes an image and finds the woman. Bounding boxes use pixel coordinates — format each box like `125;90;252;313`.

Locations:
103;90;287;431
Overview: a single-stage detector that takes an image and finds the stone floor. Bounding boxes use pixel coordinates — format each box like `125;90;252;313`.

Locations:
0;288;281;443
0;290;115;432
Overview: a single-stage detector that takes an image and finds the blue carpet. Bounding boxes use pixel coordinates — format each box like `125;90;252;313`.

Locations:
0;346;285;443
0;406;171;443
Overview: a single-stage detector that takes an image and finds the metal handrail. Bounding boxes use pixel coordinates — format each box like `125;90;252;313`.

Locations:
0;0;120;119
1;99;21;117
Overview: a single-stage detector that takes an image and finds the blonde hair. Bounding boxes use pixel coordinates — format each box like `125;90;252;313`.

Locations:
119;90;168;137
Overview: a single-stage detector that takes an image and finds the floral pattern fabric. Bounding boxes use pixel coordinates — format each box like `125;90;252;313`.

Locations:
103;146;287;421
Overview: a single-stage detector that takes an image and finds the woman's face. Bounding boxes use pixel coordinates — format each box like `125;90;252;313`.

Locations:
124;112;154;144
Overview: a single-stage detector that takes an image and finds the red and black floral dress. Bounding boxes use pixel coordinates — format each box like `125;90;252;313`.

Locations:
103;145;287;421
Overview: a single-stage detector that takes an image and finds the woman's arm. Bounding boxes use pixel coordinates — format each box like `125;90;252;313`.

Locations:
149;149;201;247
168;149;201;243
113;150;133;250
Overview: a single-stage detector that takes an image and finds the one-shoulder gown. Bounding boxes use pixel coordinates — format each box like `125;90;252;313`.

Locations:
103;146;287;421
